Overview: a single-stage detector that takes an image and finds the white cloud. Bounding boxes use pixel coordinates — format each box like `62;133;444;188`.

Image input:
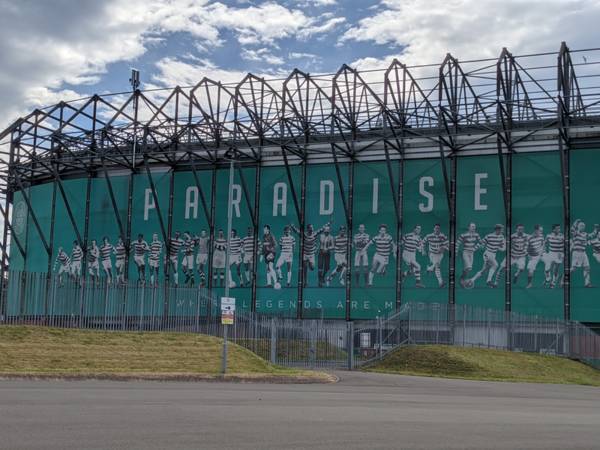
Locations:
288;52;319;59
341;0;600;66
241;48;285;65
0;0;346;128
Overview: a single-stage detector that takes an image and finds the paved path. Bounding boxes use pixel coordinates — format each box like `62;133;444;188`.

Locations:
1;372;599;449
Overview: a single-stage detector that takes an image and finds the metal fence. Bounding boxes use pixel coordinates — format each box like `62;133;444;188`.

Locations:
1;271;599;370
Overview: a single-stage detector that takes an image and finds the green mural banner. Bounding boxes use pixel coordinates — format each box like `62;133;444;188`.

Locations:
256;166;301;317
455;155;505;310
350;161;398;319
212;166;256;314
14;151;600;321
402;159;450;307
511;152;564;318
302;163;349;319
9;190;28;271
570;149;600;322
24;184;53;273
129;170;170;287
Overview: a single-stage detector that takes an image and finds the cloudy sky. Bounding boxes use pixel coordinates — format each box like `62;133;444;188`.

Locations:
1;0;600;128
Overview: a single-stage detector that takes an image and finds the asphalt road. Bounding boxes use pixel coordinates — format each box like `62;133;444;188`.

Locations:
1;372;599;450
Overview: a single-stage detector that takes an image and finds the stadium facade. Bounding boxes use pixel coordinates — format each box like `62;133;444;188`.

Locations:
3;42;600;322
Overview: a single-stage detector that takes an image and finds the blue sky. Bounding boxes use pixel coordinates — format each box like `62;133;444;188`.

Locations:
1;0;600;127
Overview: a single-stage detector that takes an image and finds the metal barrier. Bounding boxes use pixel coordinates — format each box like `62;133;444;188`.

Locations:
1;271;599;370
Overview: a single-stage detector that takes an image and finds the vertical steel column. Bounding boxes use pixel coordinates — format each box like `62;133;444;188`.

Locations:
497;49;515;314
297;157;307;319
557;42;572;321
345;159;355;321
448;155;457;304
383;143;403;311
207;163;217;317
251;162;261;313
163;167;175;324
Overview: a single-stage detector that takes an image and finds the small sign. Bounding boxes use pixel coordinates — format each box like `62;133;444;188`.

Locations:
221;297;235;325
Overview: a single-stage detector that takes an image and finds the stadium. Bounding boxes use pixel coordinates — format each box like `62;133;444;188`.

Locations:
2;42;600;325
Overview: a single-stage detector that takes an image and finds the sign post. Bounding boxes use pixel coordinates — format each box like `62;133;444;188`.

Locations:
221;158;235;375
221;296;235;325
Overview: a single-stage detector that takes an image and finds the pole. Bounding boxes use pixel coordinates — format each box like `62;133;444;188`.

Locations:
221;158;235;374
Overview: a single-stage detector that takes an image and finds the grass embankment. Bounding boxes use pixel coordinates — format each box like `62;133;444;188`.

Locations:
365;344;600;386
0;326;334;382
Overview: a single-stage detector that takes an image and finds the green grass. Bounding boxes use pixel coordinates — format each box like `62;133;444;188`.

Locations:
0;326;332;381
365;344;600;386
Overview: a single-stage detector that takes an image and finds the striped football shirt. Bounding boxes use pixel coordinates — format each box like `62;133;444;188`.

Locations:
214;237;227;252
572;231;588;252
483;233;505;254
114;243;126;261
334;235;348;255
149;240;163;262
353;232;370;251
88;246;99;262
424;232;448;255
279;235;295;254
511;233;529;258
527;234;545;257
546;233;564;254
229;236;242;256
589;236;600;254
56;251;70;266
100;244;113;261
242;236;254;255
458;232;481;252
184;238;195;256
133;240;148;256
71;246;83;262
402;232;422;253
168;237;183;257
372;234;394;257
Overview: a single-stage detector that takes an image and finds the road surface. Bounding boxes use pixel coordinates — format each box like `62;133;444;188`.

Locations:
1;371;599;449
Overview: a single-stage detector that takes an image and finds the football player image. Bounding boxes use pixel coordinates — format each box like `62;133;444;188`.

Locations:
571;219;592;288
328;226;348;286
423;224;449;288
228;229;243;288
494;223;528;287
148;233;163;287
401;225;425;288
457;223;483;288
276;226;296;287
195;230;209;287
353;224;370;286
70;240;83;280
166;231;184;286
318;224;335;287
365;224;396;287
54;247;71;286
88;239;100;285
114;237;127;285
543;224;564;288
467;224;505;288
588;224;600;264
291;222;328;287
181;231;196;286
260;225;278;288
212;229;227;287
241;227;255;286
526;224;545;289
99;236;114;285
132;234;149;286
